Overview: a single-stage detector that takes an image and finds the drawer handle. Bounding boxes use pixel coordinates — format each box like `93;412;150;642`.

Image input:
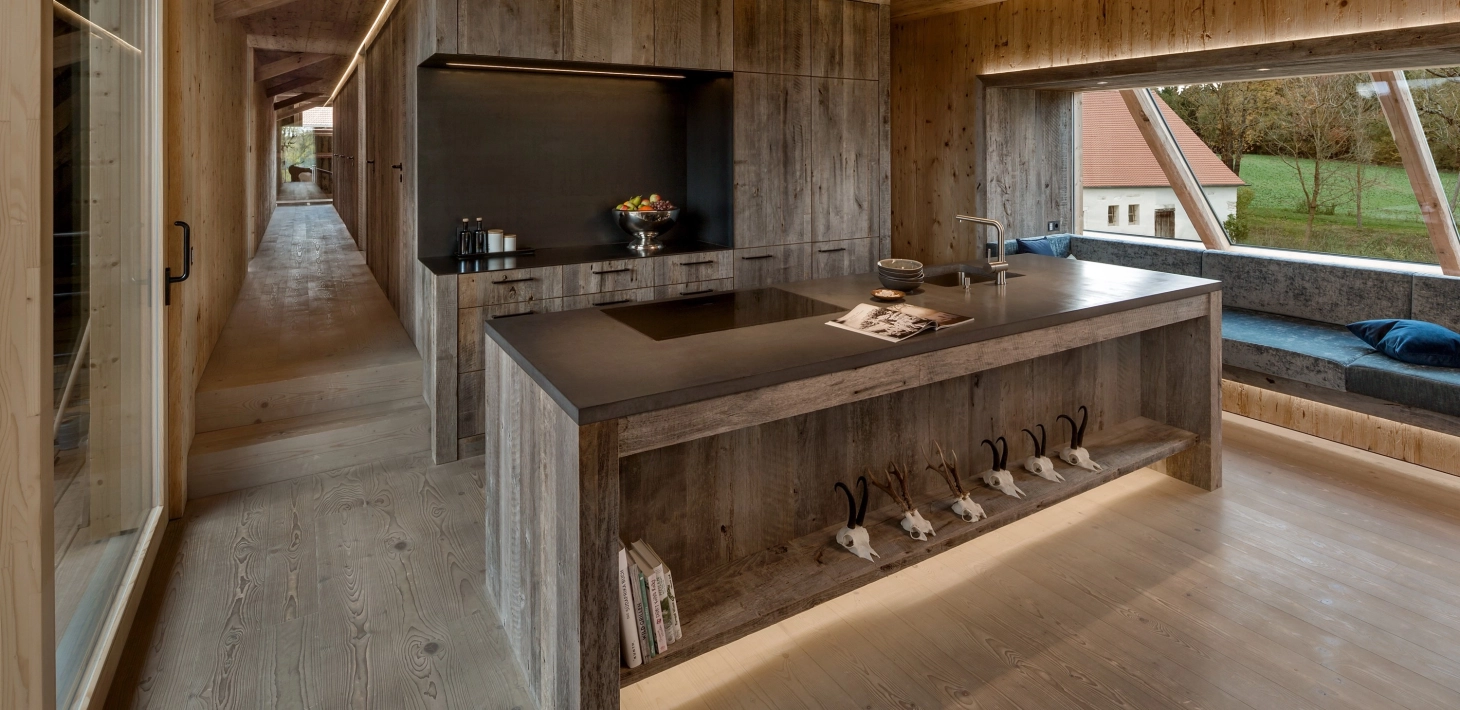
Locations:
494;310;535;318
492;276;536;285
817;247;847;253
592;268;631;275
740;254;775;261
677;259;716;266
593;298;632;306
680;288;714;296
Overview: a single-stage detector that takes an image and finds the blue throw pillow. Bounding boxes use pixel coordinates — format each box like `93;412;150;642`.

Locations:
1347;319;1460;368
1016;237;1057;256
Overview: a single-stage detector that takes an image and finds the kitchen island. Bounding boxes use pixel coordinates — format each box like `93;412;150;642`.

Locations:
479;254;1223;710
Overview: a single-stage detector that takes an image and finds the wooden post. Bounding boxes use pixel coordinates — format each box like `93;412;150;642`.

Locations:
1372;70;1460;277
1;0;57;705
1119;88;1231;250
1141;291;1223;491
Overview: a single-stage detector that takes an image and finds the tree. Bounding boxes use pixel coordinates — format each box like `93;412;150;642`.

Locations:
1342;84;1383;228
1409;68;1460;210
1159;82;1272;173
1266;74;1355;238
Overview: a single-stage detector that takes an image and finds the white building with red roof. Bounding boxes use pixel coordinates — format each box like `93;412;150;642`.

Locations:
1082;90;1246;241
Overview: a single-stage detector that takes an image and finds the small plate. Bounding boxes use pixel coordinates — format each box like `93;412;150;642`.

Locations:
871;288;905;301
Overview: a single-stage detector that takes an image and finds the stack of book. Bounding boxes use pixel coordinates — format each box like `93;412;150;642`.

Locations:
616;539;682;669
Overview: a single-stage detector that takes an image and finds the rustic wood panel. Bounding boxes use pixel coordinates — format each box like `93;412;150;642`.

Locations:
733;0;810;75
654;0;733;70
651;250;732;284
562;286;657;310
1140;292;1222;491
810;237;873;278
457;0;563;59
811;77;877;242
459;299;568;375
563;259;655;296
484;344;619;709
332;73;361;245
432;272;458;462
980;87;1077;243
458;266;565;308
733;72;811;248
458;369;485;438
651;277;735;299
811;0;877;79
619;294;1209;455
1;0;55;701
564;0;654;65
619;336;1148;580
732;243;813;288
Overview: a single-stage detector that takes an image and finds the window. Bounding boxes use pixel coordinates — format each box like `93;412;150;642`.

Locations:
1128;204;1140;224
1107;205;1119;225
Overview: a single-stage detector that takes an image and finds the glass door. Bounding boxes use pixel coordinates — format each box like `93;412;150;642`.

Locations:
51;0;162;705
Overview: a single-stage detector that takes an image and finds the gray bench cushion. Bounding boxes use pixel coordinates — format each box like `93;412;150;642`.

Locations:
1222;308;1374;390
1412;274;1460;334
1069;236;1204;276
1347;353;1460;418
1202;250;1412;326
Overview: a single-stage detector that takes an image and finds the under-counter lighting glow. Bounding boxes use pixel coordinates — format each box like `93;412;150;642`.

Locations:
442;62;686;80
1257;67;1272;71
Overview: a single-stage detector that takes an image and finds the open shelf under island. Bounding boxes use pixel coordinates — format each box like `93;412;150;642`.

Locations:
476;254;1223;710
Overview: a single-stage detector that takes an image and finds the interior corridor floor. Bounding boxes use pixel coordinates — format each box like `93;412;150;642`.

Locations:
107;405;1460;708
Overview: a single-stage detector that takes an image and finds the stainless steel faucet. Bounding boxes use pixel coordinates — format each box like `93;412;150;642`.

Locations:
954;214;1009;287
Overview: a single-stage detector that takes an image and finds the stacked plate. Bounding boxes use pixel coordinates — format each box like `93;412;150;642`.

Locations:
877;259;924;291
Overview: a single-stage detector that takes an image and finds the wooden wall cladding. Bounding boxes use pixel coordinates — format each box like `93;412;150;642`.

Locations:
618;333;1144;581
333;73;362;247
457;0;563;59
166;0;254;513
980;87;1075;242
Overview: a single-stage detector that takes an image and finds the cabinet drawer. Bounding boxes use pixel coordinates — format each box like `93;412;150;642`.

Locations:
563;259;654;296
812;238;874;279
653;278;735;300
733;244;813;289
653;250;732;285
458;299;563;373
562;287;657;311
459;266;564;307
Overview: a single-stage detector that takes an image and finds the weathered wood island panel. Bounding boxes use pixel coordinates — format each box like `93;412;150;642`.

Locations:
479;255;1222;709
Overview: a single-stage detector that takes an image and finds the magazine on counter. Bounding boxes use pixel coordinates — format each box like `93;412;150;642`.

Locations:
826;303;973;342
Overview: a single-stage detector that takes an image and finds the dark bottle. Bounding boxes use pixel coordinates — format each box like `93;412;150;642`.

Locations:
457;218;472;257
474;218;487;254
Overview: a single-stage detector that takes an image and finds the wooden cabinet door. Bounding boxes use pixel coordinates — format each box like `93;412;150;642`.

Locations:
458;0;562;59
811;238;873;278
655;0;733;70
734;72;811;248
733;244;813;288
812;77;877;243
564;0;654;64
811;0;877;79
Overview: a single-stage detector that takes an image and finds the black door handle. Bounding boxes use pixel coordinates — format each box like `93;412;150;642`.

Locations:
165;221;192;306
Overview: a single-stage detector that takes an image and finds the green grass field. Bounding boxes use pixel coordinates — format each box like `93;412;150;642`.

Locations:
1230;154;1457;264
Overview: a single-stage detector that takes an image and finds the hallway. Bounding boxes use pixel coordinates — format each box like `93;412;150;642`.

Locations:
187;205;427;499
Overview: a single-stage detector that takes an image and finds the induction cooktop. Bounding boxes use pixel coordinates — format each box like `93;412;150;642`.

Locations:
603;288;844;341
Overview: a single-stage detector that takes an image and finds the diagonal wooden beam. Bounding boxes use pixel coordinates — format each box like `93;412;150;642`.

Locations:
274;92;321;110
265;76;320;98
277;98;327;121
215;0;305;21
1372;71;1460;276
256;52;332;82
1119;88;1231;251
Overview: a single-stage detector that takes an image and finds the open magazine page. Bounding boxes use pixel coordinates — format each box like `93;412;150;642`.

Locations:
826;303;973;342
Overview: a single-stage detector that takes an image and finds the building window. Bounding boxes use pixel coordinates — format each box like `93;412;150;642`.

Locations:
1128;204;1140;224
1107;205;1119;225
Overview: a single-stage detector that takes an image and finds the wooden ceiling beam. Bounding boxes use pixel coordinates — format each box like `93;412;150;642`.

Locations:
215;0;305;21
255;52;333;82
277;98;327;121
274;92;322;110
264;75;320;97
247;33;355;56
1373;71;1460;276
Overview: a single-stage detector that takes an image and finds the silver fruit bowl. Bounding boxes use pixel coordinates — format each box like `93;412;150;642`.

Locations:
616;208;681;256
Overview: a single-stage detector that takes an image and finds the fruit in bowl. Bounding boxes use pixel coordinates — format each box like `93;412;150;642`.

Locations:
616;194;675;212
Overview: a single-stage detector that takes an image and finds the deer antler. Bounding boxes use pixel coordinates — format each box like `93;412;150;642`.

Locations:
925;440;964;496
867;466;910;511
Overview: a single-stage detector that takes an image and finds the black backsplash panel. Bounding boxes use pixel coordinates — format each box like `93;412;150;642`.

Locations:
417;65;733;257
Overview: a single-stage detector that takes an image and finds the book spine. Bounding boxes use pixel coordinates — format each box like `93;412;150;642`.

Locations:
662;567;683;642
629;563;653;658
646;569;669;651
617;549;642;668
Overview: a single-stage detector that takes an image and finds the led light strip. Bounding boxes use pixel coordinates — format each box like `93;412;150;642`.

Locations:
442;62;685;80
324;0;401;106
53;0;141;54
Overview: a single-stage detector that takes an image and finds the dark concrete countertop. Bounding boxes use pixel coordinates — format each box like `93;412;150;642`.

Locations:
419;240;731;276
485;254;1222;424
